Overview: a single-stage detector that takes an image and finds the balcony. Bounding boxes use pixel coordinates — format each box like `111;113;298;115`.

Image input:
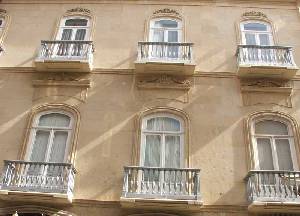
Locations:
35;40;94;72
121;166;202;209
245;170;300;213
0;160;76;203
236;45;298;79
135;42;196;75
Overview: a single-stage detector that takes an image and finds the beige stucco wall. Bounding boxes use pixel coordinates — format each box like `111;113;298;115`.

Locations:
0;0;299;215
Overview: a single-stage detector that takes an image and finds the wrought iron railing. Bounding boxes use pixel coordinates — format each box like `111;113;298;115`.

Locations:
0;160;76;195
122;166;201;200
37;40;94;61
236;45;297;68
245;170;300;202
137;42;194;63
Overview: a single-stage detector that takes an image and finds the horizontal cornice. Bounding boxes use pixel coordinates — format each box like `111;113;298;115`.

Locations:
0;0;296;6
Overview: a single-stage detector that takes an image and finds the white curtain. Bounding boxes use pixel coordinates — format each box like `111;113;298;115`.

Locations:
255;120;288;135
165;136;180;168
39;113;70;127
30;130;49;162
257;138;274;170
144;135;161;167
275;139;293;170
146;117;180;132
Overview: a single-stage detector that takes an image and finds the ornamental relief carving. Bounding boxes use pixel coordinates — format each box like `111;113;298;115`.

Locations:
67;7;91;15
242;11;268;19
241;79;292;88
240;79;293;108
0;9;7;14
153;8;180;17
137;74;192;90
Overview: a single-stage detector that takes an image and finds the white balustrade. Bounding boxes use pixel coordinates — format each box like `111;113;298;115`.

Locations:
0;160;76;195
38;40;94;61
122;166;201;200
246;170;300;202
138;42;193;63
237;45;296;68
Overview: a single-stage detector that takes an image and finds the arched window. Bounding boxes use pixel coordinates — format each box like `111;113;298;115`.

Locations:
149;18;182;43
57;16;90;41
140;113;184;168
240;21;273;46
251;116;298;170
26;111;74;163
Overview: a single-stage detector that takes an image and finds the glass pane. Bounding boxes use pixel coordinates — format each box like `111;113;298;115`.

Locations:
165;136;180;168
146;117;180;132
49;131;68;163
0;19;3;27
168;31;178;42
257;138;274;170
255;120;288;135
276;139;293;170
60;29;72;40
74;29;86;40
152;29;164;42
65;18;88;26
154;20;178;28
39;113;71;128
244;23;267;31
30;130;50;162
144;135;161;167
259;34;270;46
245;33;256;45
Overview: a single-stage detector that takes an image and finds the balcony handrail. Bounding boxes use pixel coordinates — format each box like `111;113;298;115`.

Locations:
245;170;300;180
245;170;300;202
41;40;93;44
3;160;77;173
122;166;201;200
0;160;76;195
124;165;200;172
236;45;293;56
138;41;194;46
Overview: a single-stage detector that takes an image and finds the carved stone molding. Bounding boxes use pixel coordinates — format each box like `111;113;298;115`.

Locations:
153;8;180;16
137;74;192;90
66;7;91;15
242;11;268;19
32;73;91;103
240;79;293;108
0;9;7;14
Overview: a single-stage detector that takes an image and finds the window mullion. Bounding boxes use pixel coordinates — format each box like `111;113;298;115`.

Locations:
271;137;279;170
45;129;55;163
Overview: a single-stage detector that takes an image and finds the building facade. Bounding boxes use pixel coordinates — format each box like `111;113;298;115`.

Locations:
0;0;300;215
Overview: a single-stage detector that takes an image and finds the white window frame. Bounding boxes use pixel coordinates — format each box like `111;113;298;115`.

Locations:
149;18;182;43
56;16;91;41
251;117;298;171
25;110;74;163
140;113;184;168
240;20;274;46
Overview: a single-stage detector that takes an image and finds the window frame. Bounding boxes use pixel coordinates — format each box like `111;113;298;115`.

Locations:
250;116;299;171
148;17;182;43
140;113;185;168
56;15;91;41
25;110;74;163
240;20;274;46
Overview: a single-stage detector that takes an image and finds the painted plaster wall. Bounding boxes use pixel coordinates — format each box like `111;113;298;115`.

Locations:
0;1;299;73
0;1;299;215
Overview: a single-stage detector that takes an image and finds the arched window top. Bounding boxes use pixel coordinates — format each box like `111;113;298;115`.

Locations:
61;16;90;27
241;21;271;32
150;18;182;29
38;113;71;128
142;113;183;132
255;120;288;135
